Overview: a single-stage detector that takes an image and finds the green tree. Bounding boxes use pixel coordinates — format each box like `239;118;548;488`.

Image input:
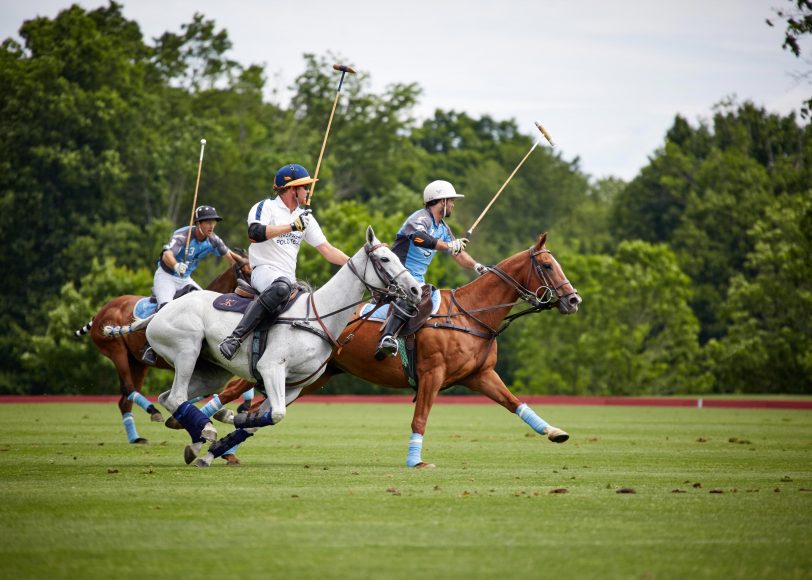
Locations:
708;194;812;392
508;242;709;395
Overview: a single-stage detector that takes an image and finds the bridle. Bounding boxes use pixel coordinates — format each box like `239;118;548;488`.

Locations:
274;241;416;386
430;246;578;340
347;242;416;304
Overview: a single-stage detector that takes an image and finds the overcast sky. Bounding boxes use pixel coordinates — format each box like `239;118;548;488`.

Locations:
2;0;810;181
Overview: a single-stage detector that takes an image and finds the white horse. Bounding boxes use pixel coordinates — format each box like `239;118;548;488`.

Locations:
106;227;421;466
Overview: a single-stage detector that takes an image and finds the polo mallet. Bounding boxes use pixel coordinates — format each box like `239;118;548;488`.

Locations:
305;64;356;207
465;122;554;239
183;138;207;263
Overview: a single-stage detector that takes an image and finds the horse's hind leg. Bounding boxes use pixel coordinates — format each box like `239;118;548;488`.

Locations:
127;359;163;423
110;349;147;444
464;369;569;443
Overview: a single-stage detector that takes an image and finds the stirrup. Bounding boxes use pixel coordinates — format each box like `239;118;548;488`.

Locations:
141;346;157;365
219;336;241;360
374;336;398;361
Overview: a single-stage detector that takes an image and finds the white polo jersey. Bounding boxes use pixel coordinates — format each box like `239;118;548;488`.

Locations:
247;196;327;284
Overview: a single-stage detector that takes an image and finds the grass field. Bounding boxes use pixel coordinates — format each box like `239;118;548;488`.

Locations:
0;401;810;579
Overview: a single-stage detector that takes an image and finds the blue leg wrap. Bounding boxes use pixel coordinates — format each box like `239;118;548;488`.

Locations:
234;409;274;429
122;412;139;443
208;429;253;458
127;391;153;412
516;403;549;434
406;432;423;467
200;395;223;417
172;401;210;443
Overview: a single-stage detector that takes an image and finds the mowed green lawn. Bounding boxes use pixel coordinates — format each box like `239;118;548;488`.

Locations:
0;401;810;580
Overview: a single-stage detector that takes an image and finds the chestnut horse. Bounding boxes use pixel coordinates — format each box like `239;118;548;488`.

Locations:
210;233;581;467
75;254;250;445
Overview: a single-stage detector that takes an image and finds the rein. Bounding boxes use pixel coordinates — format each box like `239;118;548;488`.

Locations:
276;242;412;387
428;247;563;339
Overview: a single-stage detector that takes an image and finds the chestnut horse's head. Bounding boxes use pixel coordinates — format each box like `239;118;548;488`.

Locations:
529;233;581;314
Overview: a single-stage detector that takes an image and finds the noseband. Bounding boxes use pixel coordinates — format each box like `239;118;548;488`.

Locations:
529;248;576;304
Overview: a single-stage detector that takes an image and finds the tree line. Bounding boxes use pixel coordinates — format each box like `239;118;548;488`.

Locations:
1;3;809;395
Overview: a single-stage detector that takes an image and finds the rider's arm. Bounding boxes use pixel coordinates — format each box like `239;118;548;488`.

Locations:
409;230;439;249
452;251;477;269
161;249;179;269
248;222;298;242
315;242;350;266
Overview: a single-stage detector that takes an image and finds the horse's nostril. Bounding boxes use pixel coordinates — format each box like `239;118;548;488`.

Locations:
411;287;419;294
570;295;581;306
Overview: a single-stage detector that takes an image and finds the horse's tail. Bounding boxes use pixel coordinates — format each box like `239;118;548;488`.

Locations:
102;314;154;337
74;319;93;337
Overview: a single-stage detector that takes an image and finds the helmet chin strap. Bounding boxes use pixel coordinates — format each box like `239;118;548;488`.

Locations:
442;200;448;219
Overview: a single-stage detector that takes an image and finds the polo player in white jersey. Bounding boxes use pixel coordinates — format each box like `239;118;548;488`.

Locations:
218;163;350;360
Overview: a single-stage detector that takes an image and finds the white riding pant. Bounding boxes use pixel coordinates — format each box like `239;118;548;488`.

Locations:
153;268;201;306
250;265;293;293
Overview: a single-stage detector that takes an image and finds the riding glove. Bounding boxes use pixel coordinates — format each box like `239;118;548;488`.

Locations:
173;262;188;276
291;210;312;232
447;237;469;255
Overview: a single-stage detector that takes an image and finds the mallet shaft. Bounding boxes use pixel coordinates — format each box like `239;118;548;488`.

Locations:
184;139;207;262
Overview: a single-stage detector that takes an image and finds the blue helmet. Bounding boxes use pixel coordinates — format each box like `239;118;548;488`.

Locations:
274;163;318;189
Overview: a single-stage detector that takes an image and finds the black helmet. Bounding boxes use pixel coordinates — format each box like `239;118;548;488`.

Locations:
194;205;222;222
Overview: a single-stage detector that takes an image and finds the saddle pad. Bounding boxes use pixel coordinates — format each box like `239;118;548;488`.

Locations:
212;293;253;314
134;297;158;319
359;288;441;321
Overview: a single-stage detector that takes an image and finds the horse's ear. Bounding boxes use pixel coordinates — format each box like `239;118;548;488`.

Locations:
366;225;376;245
535;232;548;250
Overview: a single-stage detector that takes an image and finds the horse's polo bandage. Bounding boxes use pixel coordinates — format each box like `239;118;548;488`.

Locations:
515;403;549;434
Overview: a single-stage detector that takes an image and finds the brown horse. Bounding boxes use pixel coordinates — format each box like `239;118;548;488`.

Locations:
75;254;250;446
209;233;580;467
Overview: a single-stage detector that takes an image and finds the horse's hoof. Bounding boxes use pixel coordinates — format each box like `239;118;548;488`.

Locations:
193;453;214;468
150;412;164;423
131;437;148;445
415;462;436;469
164;417;182;430
201;423;217;442
184;445;198;465
546;426;569;443
222;453;241;466
213;408;235;424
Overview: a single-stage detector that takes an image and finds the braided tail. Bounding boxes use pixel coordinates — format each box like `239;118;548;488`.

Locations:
74;319;93;337
102;314;154;337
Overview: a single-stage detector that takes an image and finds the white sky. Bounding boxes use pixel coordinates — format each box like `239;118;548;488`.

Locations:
2;0;810;181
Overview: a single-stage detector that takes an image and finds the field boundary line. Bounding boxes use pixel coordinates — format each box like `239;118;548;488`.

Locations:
1;394;810;409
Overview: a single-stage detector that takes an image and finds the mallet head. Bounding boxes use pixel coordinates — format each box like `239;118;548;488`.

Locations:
534;122;554;147
332;64;356;74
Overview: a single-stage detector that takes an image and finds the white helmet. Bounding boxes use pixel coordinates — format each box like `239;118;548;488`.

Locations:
423;180;464;204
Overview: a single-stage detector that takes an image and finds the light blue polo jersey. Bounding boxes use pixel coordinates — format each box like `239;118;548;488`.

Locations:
158;226;228;277
391;208;455;284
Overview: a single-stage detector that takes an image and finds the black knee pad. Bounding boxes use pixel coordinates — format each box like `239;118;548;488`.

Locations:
258;280;292;312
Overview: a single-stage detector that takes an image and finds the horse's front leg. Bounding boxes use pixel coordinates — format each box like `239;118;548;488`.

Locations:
464;369;569;443
195;363;287;468
156;349;217;445
408;366;446;468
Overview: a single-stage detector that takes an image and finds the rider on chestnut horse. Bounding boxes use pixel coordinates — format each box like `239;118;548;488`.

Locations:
142;205;241;365
374;180;488;359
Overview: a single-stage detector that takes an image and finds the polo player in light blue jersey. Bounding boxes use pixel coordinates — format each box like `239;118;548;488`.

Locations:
142;205;240;365
375;180;487;360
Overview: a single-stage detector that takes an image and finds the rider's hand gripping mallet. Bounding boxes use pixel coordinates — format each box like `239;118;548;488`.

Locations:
183;138;207;264
305;64;356;207
465;122;554;239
